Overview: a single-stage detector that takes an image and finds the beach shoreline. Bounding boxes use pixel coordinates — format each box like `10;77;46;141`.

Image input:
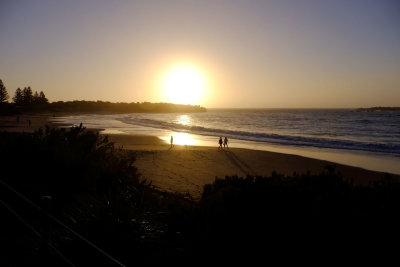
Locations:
1;113;398;200
45;111;400;175
105;133;399;200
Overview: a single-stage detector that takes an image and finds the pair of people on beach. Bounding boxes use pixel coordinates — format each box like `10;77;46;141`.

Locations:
218;136;228;150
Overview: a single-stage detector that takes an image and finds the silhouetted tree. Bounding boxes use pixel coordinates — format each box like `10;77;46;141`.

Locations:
33;91;40;104
0;79;9;103
22;87;33;105
39;91;48;104
13;88;23;105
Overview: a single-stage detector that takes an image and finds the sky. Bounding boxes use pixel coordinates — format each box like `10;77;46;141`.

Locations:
0;0;399;108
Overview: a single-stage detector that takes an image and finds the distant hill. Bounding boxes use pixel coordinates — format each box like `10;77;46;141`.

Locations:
0;101;207;114
356;107;400;112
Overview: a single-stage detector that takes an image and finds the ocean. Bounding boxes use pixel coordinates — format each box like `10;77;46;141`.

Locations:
51;109;400;174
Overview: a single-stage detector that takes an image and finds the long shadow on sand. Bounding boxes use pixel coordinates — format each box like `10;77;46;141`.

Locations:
222;150;257;176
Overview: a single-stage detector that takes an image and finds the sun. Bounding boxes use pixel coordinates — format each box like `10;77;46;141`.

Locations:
162;64;206;105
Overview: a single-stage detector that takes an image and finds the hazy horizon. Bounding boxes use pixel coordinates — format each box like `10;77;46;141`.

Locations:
1;0;399;108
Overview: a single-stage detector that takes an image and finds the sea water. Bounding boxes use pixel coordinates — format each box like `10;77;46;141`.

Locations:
51;109;400;174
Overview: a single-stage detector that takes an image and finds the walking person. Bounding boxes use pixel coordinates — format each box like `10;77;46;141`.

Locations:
218;136;223;150
224;136;229;149
170;135;174;148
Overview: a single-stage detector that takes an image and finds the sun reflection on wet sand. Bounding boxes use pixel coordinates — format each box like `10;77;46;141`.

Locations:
165;132;197;146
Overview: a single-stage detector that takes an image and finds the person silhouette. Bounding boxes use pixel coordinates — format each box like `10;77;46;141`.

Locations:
218;136;223;150
28;119;31;127
170;135;174;148
224;136;229;149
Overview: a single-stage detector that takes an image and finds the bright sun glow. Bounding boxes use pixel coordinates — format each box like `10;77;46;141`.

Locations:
166;132;197;146
162;65;205;105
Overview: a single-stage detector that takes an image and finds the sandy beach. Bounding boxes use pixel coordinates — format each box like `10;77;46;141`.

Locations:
0;114;53;133
1;114;397;200
107;133;399;200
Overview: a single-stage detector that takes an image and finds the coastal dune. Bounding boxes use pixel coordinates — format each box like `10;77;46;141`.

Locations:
107;134;397;200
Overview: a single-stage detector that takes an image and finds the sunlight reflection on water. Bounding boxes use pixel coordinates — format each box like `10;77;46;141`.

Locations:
175;114;191;125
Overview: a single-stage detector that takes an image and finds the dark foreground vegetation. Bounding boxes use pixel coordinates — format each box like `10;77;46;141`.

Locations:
1;127;399;265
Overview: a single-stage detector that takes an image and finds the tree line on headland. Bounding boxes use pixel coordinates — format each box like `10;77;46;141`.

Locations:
356;107;400;112
0;79;206;114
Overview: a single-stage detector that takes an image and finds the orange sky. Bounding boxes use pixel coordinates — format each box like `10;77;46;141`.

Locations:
1;0;399;108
